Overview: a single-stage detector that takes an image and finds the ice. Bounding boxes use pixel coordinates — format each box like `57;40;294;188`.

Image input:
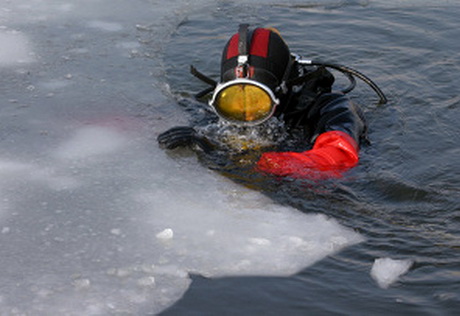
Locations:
0;121;364;314
134;162;365;278
0;0;366;314
0;159;79;190
52;126;130;161
40;79;71;90
371;258;414;289
156;228;174;240
116;41;141;50
87;20;124;32
0;30;34;65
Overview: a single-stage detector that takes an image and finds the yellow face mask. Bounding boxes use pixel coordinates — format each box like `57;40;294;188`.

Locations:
210;79;279;125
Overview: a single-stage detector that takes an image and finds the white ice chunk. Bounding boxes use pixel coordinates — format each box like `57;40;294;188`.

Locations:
136;164;365;278
371;257;413;289
0;30;34;66
156;228;174;240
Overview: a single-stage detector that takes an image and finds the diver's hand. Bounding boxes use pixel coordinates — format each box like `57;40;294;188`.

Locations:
157;126;214;153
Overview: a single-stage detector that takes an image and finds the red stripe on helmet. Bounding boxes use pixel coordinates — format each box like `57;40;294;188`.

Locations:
226;34;239;59
249;28;270;58
226;28;271;60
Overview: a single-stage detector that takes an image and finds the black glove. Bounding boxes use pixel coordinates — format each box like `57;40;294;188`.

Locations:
157;126;215;153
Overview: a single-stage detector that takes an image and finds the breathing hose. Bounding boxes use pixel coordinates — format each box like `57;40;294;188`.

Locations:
295;58;387;104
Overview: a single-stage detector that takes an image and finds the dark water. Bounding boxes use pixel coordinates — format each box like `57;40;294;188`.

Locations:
160;1;460;314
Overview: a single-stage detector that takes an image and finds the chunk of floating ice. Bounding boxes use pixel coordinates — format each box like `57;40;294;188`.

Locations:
371;257;413;289
156;228;173;240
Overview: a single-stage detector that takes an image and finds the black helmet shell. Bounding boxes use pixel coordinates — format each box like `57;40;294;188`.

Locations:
220;27;291;90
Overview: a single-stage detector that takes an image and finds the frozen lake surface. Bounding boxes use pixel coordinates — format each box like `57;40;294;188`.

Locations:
1;0;459;314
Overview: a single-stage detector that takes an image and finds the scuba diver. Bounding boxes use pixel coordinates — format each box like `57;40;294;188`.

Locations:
158;24;387;179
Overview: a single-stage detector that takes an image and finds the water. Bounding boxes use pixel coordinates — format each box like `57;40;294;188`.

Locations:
162;2;460;314
0;0;459;314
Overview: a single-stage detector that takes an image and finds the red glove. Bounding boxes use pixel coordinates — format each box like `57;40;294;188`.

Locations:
256;130;359;179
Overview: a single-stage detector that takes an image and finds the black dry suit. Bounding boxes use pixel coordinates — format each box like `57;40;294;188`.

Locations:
276;66;368;147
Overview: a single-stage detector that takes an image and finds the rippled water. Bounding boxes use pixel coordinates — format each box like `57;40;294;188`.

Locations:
161;1;460;314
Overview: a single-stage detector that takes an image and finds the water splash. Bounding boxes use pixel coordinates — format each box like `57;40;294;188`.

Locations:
198;117;288;152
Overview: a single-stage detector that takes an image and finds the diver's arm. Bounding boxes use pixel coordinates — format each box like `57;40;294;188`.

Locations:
256;93;365;179
256;130;358;179
308;92;366;144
